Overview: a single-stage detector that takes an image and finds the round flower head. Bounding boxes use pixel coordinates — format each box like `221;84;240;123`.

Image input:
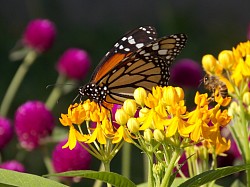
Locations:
56;48;91;80
0;160;25;172
15;101;54;151
170;58;203;88
52;139;91;173
0;117;13;149
22;19;56;53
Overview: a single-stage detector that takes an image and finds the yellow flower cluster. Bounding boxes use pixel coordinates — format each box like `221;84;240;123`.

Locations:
59;86;231;154
202;40;250;92
59;100;114;149
115;86;231;154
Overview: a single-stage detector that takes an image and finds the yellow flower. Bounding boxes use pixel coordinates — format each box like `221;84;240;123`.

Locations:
123;99;137;117
210;104;231;127
153;129;165;142
218;50;234;70
59;113;72;127
112;125;132;143
204;138;231;155
214;89;231;106
230;41;250;86
134;87;147;106
127;118;140;133
115;108;130;125
162;86;179;106
62;126;89;150
202;54;223;74
243;92;250;105
144;128;153;142
86;123;107;144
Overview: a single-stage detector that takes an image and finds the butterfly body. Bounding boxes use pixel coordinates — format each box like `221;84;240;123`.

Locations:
79;26;187;107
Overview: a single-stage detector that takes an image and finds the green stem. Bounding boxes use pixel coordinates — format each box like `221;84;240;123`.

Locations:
147;152;154;187
45;74;67;110
121;142;131;179
160;149;180;187
143;153;149;182
93;163;105;187
0;50;37;117
103;161;112;187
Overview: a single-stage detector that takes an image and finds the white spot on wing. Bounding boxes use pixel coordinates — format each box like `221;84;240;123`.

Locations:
136;43;144;48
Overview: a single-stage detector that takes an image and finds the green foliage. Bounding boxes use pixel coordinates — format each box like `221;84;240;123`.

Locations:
178;165;250;187
47;170;136;187
0;169;68;187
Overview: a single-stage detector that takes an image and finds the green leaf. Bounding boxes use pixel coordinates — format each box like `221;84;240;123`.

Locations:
47;170;136;187
0;169;68;187
178;165;250;187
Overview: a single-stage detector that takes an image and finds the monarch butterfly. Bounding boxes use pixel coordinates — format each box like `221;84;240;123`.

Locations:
79;26;187;108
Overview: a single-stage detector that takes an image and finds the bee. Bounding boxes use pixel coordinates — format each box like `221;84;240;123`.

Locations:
203;74;228;99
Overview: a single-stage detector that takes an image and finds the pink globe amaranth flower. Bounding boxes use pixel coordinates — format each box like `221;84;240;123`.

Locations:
22;19;56;53
14;101;55;151
56;48;91;80
170;59;203;88
0;160;25;172
0;117;13;149
52;139;91;173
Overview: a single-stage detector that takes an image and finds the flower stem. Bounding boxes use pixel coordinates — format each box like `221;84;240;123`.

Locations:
121;142;131;179
0;50;37;117
93;163;105;187
147;152;154;187
103;161;112;187
160;149;180;187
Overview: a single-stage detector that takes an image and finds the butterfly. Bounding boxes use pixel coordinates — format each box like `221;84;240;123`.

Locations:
78;26;187;108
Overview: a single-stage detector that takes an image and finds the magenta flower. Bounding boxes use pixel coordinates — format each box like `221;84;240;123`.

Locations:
52;139;91;173
0;117;13;149
56;48;91;80
0;160;25;172
22;19;56;53
14;101;54;151
170;59;203;88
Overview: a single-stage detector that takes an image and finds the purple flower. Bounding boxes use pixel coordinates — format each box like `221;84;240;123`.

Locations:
52;139;91;173
0;117;13;149
0;160;25;172
22;19;56;53
14;101;54;151
170;59;203;88
56;48;91;80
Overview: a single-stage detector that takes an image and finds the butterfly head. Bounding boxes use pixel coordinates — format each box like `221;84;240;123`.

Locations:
79;83;108;103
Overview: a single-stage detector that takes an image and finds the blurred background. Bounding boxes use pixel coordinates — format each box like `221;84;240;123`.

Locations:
0;0;250;186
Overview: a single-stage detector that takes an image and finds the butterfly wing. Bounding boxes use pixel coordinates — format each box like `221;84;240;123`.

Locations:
91;26;158;83
96;34;187;105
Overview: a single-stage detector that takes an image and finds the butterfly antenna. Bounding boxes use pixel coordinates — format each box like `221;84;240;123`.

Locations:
46;83;77;89
72;94;80;104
